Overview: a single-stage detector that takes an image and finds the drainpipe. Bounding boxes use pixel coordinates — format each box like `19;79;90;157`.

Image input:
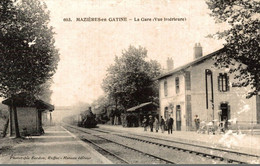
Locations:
205;69;214;123
210;72;214;123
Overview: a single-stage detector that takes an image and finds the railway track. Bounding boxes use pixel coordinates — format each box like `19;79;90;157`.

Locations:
94;128;260;164
64;124;233;164
65;125;175;164
91;127;260;164
81;137;130;164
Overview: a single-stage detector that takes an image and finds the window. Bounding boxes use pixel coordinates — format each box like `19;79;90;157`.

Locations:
218;73;229;92
185;71;191;90
164;80;168;96
175;77;180;94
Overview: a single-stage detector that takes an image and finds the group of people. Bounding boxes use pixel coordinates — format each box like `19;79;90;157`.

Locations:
194;114;230;134
142;114;229;135
141;114;202;134
142;115;175;134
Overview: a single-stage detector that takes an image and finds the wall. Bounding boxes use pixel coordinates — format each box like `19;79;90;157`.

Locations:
159;73;187;130
189;57;257;128
159;54;258;130
11;107;39;135
42;111;50;126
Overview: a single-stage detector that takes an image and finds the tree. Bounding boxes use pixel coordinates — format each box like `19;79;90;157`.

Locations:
35;79;54;103
102;45;161;110
90;95;109;123
0;0;59;137
206;0;260;98
91;95;110;114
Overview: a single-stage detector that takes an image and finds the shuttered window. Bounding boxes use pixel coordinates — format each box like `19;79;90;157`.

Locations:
175;77;180;94
185;71;191;90
218;73;229;92
164;80;168;97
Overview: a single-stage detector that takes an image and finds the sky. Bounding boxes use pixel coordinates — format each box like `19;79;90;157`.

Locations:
42;0;227;106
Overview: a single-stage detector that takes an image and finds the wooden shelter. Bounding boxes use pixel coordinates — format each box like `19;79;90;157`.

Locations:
124;102;159;127
2;93;54;136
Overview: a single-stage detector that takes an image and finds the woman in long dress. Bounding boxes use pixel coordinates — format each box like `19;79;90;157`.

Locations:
154;117;159;132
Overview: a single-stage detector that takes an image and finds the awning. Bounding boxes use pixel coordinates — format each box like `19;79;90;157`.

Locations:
127;102;158;112
35;100;54;112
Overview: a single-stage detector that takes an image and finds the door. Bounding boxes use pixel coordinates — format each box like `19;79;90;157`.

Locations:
176;105;181;131
220;103;230;129
220;103;229;121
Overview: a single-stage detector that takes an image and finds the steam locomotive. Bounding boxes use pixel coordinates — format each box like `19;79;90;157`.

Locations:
77;107;97;128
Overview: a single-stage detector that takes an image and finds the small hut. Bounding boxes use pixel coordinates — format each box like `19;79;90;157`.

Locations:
2;93;54;136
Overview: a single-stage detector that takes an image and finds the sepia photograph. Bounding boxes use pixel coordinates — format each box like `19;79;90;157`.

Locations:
0;0;259;164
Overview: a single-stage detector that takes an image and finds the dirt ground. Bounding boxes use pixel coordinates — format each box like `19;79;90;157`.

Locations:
0;137;30;156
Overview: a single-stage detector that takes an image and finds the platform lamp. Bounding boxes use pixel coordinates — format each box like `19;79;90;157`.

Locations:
205;69;214;124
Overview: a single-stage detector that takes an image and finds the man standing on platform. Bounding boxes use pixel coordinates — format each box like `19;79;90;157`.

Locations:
148;115;154;132
167;116;174;134
160;116;165;133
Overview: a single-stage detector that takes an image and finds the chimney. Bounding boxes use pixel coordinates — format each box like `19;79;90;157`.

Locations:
193;43;203;59
167;57;174;71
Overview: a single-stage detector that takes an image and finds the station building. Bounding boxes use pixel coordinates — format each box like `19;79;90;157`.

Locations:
155;44;260;131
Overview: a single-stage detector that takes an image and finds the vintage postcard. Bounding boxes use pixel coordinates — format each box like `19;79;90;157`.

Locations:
0;0;259;164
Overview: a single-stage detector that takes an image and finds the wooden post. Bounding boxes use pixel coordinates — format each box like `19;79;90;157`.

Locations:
9;106;13;136
50;112;52;125
10;96;21;138
3;118;9;137
13;106;21;138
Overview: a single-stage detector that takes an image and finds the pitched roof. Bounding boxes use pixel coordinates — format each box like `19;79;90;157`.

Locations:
35;100;54;111
127;102;158;112
2;93;54;111
155;48;225;80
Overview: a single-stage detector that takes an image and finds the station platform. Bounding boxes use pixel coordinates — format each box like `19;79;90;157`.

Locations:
98;124;260;157
0;125;112;164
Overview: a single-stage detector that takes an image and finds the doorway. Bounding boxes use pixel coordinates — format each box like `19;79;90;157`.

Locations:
220;103;230;129
176;105;181;131
220;103;229;121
